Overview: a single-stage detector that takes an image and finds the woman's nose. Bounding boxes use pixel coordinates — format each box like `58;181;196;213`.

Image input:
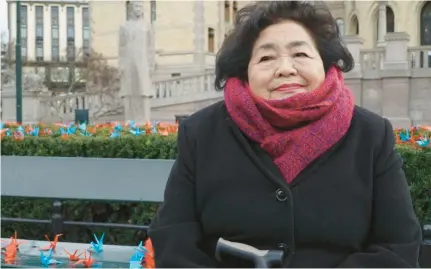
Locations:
275;57;297;77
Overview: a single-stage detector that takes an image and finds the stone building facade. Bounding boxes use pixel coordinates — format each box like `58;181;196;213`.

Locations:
89;1;431;64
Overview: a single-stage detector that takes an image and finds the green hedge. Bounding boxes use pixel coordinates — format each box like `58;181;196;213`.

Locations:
1;134;430;245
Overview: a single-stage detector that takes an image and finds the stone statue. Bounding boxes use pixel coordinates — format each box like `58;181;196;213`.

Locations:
126;0;144;21
119;0;155;123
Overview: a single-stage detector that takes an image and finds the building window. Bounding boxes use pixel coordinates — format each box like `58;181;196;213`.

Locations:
82;7;90;56
420;1;431;67
51;6;59;61
386;7;395;33
232;1;237;20
208;28;215;53
420;2;431;45
350;15;359;35
151;0;156;23
224;0;230;23
67;7;75;61
336;18;345;36
20;5;28;60
35;6;44;61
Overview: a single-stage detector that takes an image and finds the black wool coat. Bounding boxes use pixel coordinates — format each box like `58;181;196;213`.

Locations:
148;101;422;268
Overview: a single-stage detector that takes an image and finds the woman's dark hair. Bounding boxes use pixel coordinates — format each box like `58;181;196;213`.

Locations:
214;1;354;91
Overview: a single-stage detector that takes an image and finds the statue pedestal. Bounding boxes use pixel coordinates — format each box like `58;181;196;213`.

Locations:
122;95;151;124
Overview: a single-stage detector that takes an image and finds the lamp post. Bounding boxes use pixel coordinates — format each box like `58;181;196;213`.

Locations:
15;0;23;123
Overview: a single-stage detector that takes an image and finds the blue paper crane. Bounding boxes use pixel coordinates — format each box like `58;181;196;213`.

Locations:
130;127;145;136
150;121;160;134
128;121;136;129
135;241;147;253
129;251;144;269
110;130;120;138
89;233;104;253
40;249;62;267
416;135;430;147
114;123;123;132
79;122;87;132
128;241;148;269
60;126;76;136
27;126;39;136
16;126;24;134
399;128;411;142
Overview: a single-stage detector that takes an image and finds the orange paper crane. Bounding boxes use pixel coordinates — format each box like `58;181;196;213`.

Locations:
2;231;25;251
40;234;63;251
3;239;19;264
144;238;155;269
64;248;82;261
73;251;97;268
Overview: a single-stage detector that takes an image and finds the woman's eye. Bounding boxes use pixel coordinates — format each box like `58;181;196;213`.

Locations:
259;56;274;62
294;52;308;58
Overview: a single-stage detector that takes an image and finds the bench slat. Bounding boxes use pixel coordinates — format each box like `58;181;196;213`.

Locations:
1;156;173;203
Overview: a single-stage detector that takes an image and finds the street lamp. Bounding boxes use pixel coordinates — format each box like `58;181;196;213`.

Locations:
15;0;23;123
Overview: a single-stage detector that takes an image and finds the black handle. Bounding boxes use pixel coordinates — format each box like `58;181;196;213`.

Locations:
215;238;284;268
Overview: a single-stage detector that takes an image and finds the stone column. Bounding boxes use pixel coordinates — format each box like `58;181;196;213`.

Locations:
342;35;363;105
381;32;411;128
377;2;387;47
193;0;205;69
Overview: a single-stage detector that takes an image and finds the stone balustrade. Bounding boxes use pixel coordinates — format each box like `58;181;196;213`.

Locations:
1;32;430;126
343;32;431;127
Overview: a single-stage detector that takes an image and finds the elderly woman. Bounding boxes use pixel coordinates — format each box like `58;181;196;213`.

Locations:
148;1;422;267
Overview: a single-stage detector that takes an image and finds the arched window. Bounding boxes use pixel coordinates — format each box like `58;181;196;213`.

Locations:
421;2;431;45
375;6;395;45
336;18;345;36
386;7;395;33
208;28;215;53
350;15;359;35
224;0;230;23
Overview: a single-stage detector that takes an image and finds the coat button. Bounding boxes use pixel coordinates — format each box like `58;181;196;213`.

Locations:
275;188;287;202
277;243;289;254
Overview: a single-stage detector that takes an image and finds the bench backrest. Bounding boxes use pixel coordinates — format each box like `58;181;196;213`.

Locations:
1;156;174;203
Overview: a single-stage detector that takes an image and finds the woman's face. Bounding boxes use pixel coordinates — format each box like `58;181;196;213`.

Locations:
247;20;325;100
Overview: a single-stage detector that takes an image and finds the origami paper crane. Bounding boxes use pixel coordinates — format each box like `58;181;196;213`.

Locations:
129;253;144;269
399;128;411;142
128;241;149;269
74;251;98;268
40;234;63;251
130;127;145;136
88;233;104;253
114;123;123;132
135;241;148;254
64;248;82;261
110;130;121;138
40;249;62;267
128;121;137;129
25;125;39;136
416;135;430;147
